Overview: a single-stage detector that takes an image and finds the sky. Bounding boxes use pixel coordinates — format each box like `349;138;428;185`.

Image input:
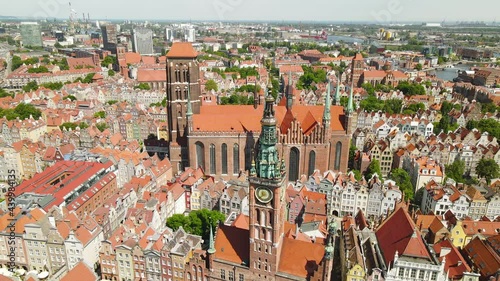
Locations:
0;0;499;23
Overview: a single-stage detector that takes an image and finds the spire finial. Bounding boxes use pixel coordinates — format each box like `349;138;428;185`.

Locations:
347;79;354;114
207;222;216;254
323;79;331;123
334;71;341;106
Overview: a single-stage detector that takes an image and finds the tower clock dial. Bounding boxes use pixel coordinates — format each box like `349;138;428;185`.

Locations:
255;187;273;204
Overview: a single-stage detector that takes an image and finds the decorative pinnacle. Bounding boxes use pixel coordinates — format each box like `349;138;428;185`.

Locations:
207;223;216;254
323;79;331;122
347;80;354;114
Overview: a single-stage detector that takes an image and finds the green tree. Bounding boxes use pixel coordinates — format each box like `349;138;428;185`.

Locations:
365;159;382;180
22;81;39;92
0;88;13;98
389;168;414;200
59;122;88;131
440;101;454;115
467;119;500;139
96;123;109;132
445;160;465;183
359;95;384;112
296;66;326;91
101;55;117;67
383;99;403;114
396;81;425;96
41;82;63;90
351;170;362;181
415;63;423;71
205;79;218;92
165;214;191;232
404;102;425;114
481;102;499;114
106;100;119;105
108;69;115;77
166;210;225;241
361;83;375;95
11;55;22;71
94;111;106;118
476;158;500;184
27;66;49;73
54;58;70;70
135;83;151;90
349;144;357;169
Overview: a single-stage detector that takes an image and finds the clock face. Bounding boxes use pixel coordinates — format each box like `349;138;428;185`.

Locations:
256;187;273;204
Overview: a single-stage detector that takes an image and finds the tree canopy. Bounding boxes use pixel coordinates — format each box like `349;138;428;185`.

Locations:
134;83;151;90
445;160;465;183
166;209;225;241
396;81;426;96
0;103;42;121
296;66;326;91
476;158;499;184
27;66;49;73
365;159;382;180
205;79;218;92
467;119;500;139
0;88;13;98
389;168;414;200
101;55;117;67
220;94;254;105
359;95;384;112
94;111;106;119
60;122;89;131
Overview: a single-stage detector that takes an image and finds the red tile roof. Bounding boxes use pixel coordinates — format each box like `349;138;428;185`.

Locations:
376;206;432;266
193;104;345;133
214;224;249;265
433;239;471;280
137;69;166;82
61;261;98;281
278;236;325;278
167;42;198;58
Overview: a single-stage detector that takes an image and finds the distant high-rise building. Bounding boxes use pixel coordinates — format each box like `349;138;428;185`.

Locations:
101;24;117;51
185;28;196;42
20;22;43;47
165;28;174;42
132;28;154;55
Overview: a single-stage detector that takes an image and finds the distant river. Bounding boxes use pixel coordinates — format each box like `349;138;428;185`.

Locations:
432;64;471;81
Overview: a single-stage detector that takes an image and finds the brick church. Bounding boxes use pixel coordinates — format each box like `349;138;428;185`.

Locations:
163;42;355;280
166;42;354;181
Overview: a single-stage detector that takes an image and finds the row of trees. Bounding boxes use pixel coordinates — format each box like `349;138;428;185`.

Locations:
446;159;500;184
220;94;254;105
0;103;42;121
466;118;500;140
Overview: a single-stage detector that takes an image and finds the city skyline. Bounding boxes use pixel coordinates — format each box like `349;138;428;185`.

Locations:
1;0;499;23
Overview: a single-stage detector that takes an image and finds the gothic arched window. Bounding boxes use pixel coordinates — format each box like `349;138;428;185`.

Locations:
289;147;300;181
233;144;240;174
308;150;316;176
334;141;343;171
210;144;216;174
221;144;228;174
195;142;205;170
